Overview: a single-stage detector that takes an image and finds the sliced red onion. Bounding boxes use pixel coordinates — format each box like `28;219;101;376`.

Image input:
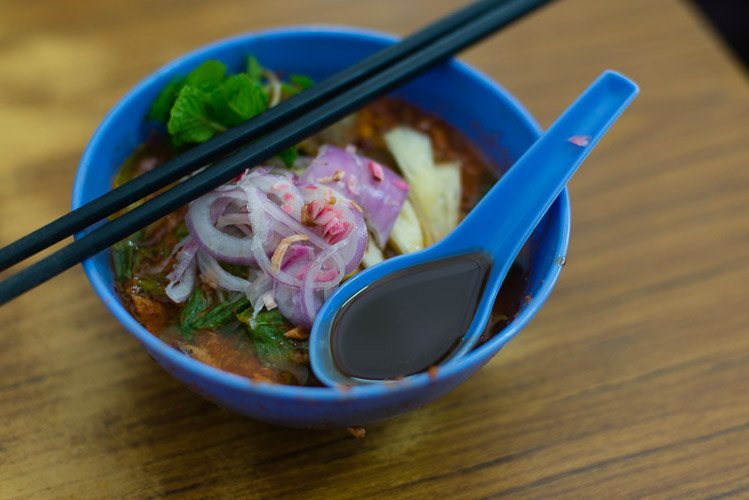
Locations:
270;166;299;179
261;197;328;249
241;173;304;217
179;155;376;327
298;184;367;275
343;201;368;275
300;145;409;247
300;241;347;326
209;196;234;223
247;273;273;315
167;240;199;283
146;235;192;275
165;258;197;303
186;190;256;265
196;251;251;293
261;292;277;310
216;213;254;236
273;282;307;327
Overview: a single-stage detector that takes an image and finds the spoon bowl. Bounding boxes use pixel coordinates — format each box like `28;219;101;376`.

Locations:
311;70;639;387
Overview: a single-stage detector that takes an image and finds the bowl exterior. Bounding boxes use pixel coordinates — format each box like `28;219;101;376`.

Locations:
73;26;570;428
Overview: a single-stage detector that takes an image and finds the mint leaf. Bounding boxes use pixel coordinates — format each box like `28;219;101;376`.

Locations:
167;86;227;146
210;74;267;127
149;78;184;123
290;74;313;90
246;55;263;82
184;60;226;91
277;146;298;167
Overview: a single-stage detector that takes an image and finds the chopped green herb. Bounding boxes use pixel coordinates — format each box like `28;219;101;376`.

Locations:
180;287;210;334
290;74;313;90
192;294;251;329
246;55;263;83
277;146;298;167
148;78;184;124
218;261;251;279
281;74;315;98
167;86;227;146
238;309;295;363
112;239;138;282
209;74;267;127
132;276;169;297
184;60;227;91
281;82;300;98
113;146;144;188
175;222;190;240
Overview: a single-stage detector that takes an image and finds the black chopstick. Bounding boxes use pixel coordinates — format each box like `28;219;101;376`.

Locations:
0;0;514;273
0;0;550;305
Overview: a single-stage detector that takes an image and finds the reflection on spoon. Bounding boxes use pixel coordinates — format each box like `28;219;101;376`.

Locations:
310;70;640;387
332;252;492;380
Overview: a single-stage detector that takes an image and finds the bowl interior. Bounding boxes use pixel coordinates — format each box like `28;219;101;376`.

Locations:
72;26;569;425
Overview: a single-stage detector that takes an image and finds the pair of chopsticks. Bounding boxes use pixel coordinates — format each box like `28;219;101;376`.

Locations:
0;0;551;305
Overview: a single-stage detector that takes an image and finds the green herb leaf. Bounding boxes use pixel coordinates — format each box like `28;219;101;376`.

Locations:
281;82;300;98
175;222;190;240
113;146;145;188
148;78;185;123
210;74;267;127
184;60;227;91
218;261;251;279
167;86;227;146
281;74;314;98
132;276;169;297
180;287;210;335
111;239;137;282
237;309;295;363
277;146;298;167
246;55;263;82
290;74;313;90
192;294;250;329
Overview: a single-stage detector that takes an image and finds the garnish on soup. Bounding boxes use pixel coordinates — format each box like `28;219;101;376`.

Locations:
112;56;526;385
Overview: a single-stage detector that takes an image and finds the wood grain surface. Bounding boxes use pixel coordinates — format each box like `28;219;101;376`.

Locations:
2;0;748;498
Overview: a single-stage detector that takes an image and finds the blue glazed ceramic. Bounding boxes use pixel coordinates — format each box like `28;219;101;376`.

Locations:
72;26;570;428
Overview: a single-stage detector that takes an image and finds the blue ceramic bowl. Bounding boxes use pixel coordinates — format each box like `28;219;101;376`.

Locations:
72;26;570;428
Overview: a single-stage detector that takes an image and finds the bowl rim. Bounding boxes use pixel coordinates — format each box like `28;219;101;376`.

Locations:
73;25;570;402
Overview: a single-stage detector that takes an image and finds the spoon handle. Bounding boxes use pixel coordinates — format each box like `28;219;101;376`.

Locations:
447;70;639;258
446;70;639;359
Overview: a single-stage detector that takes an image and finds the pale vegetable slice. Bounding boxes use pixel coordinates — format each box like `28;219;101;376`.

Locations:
431;162;461;241
389;199;424;254
383;127;462;243
383;127;434;181
361;234;385;268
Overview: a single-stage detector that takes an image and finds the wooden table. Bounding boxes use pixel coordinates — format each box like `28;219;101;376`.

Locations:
2;0;748;497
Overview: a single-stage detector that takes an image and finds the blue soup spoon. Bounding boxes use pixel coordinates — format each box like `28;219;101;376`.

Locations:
310;70;639;387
